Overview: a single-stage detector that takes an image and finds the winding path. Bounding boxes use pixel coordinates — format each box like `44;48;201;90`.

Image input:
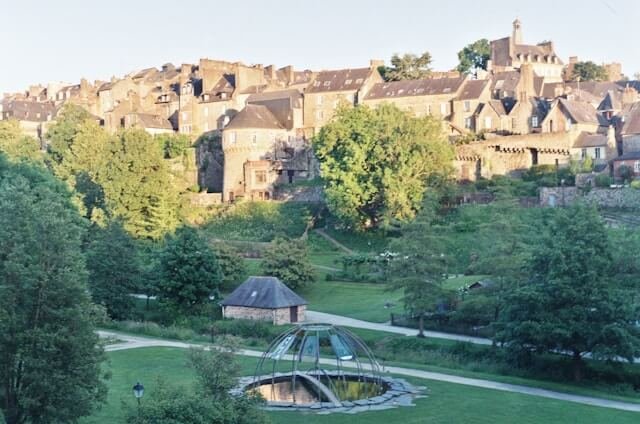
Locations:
99;330;640;413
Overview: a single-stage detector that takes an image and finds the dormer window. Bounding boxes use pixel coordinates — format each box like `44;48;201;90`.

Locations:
323;81;331;87
345;79;352;85
221;92;227;99
355;78;364;84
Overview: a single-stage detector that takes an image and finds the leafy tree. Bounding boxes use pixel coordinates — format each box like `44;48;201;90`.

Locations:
127;341;268;424
0;156;107;424
86;220;141;319
314;104;453;230
571;61;609;82
214;243;248;290
99;129;180;239
155;133;192;159
261;237;315;290
46;103;95;167
456;39;491;75
496;204;640;380
380;52;432;81
388;193;452;337
0;120;42;162
156;227;222;316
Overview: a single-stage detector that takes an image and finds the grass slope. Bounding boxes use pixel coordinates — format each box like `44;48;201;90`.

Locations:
83;347;639;424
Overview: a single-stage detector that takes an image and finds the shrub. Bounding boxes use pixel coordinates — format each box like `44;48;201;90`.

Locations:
595;174;612;187
619;165;633;182
630;180;640;189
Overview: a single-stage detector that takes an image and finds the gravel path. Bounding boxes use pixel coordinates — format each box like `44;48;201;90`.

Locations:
99;330;640;412
305;310;493;345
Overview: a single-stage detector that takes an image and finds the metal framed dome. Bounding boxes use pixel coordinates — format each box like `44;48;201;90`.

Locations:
250;323;384;407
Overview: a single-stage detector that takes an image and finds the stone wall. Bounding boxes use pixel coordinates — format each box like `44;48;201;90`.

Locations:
222;305;306;325
273;185;324;202
540;187;640;209
188;192;222;206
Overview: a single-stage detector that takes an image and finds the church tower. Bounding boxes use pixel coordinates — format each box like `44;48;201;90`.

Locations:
512;18;523;45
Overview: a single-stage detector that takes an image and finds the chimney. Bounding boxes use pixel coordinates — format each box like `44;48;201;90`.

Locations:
282;65;294;85
518;63;535;101
622;85;638;107
569;56;578;65
265;65;276;81
370;59;385;71
607;125;618;158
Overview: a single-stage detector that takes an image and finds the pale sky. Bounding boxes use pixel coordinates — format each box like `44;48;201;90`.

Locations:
2;0;639;94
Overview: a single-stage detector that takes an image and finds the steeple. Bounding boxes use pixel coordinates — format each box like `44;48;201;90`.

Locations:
512;18;523;45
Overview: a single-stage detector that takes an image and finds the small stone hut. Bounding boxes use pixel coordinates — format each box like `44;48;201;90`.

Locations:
220;276;307;325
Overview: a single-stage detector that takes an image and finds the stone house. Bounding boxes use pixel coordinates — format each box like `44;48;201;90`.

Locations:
303;62;383;134
612;152;640;179
570;126;617;165
221;104;292;202
541;98;608;134
362;76;467;124
489;19;563;82
123;112;174;135
451;79;491;132
97;76;137;116
220;276;307;325
474;100;509;133
0;99;58;141
620;102;640;153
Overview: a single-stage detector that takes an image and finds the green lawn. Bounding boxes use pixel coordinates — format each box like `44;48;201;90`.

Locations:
83;347;640;424
442;275;488;291
300;280;404;323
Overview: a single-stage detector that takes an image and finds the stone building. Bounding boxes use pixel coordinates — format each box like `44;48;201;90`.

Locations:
489;19;563;82
123;112;174;135
303;62;383;134
221;276;307;325
570;126;617;166
0;99;58;141
541;97;608;134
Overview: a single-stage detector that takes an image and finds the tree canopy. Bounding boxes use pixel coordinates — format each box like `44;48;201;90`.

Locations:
380;52;432;81
314;104;453;230
0;120;42;162
571;61;609;82
261;237;315;290
0;155;107;424
456;39;491;75
156;227;222;316
496;204;640;380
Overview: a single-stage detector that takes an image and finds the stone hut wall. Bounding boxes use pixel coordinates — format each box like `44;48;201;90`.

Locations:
222;305;306;325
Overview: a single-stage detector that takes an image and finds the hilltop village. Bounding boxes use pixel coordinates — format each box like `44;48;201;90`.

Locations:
2;19;640;202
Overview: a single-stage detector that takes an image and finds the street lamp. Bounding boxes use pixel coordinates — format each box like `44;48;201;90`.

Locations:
132;381;144;406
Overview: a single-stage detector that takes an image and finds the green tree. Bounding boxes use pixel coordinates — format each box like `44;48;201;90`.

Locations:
156;227;222;316
496;204;640;380
214;243;248;290
261;237;315;290
314;104;453;230
0;156;107;424
155;133;192;159
99;129;180;239
456;39;491;75
388;193;452;337
46;103;95;167
380;52;432;81
127;341;268;424
571;61;609;82
0;120;42;162
86;220;141;319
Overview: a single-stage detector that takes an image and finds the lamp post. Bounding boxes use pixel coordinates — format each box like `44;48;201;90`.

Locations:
133;381;144;417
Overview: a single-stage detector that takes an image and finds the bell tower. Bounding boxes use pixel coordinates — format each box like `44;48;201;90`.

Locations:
512;18;523;45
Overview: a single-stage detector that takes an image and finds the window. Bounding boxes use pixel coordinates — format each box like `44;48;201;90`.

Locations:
255;170;267;184
566;119;573;131
464;117;472;129
316;95;323;105
182;112;187;120
323;81;331;87
204;107;209;117
316;110;324;120
204;122;209;131
345;79;352;85
252;134;257;145
426;104;432;115
230;132;237;144
355;78;364;84
595;147;601;159
635;161;640;173
581;148;587;159
440;103;447;115
464;101;471;112
531;116;539;127
484;117;492;129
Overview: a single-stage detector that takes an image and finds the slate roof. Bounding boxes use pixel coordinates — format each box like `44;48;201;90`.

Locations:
573;132;608;148
455;79;489;101
221;276;307;309
613;151;640;161
1;100;57;122
598;91;622;111
365;77;465;100
133;113;173;130
558;98;608;125
306;68;372;93
622;102;640;135
224;104;284;130
488;99;508;115
490;71;521;96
